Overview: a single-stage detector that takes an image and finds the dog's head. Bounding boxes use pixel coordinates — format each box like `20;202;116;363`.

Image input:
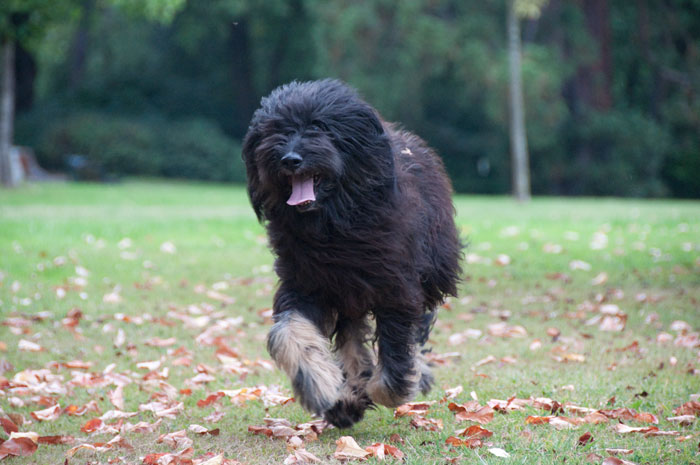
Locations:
242;79;394;221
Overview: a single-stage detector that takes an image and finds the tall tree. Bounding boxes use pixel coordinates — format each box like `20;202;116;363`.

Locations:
0;36;14;186
507;0;530;202
507;0;548;201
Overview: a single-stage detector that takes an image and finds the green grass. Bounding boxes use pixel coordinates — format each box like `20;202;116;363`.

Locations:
1;181;698;464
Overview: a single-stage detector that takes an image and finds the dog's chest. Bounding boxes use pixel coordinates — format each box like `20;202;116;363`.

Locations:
274;236;392;311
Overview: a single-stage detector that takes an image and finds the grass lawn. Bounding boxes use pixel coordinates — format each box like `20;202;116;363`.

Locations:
0;181;698;464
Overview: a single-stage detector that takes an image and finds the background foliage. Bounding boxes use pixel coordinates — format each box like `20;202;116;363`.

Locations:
10;0;700;197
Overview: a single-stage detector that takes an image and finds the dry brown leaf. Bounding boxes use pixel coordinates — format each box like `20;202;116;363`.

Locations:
456;424;493;439
158;430;193;449
578;432;593;446
487;447;510;458
394;401;434;417
0;433;38;459
64;400;100;416
80;418;104;433
365;443;404;460
410;416;443;431
109;385;125;410
611;424;658;434
143;446;194;465
581;412;609;424
444;385;463;400
445;436;482;448
602;457;637;465
38;435;75;445
549;417;579;430
284;448;321;464
673;401;700;416
605;448;634;455
30;404;61;421
0;418;18;435
666;415;695;426
525;416;551;425
334;436;370;460
455;405;494;424
188;424;220;436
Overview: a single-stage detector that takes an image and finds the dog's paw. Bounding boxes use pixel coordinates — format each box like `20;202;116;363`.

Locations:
323;394;371;428
366;372;417;408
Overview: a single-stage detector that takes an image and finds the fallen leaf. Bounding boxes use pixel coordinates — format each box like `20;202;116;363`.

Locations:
30;403;61;421
284;448;321;464
0;418;18;435
334;436;370;460
109;385;125;410
188;424;220;436
673;401;700;416
410;416;443;431
444;385;463;400
158;430;193;449
578;432;594;446
602;457;636;465
394;401;434;417
445;436;482;448
456;425;493;439
611;424;658;434
454;405;494;424
605;448;633;455
0;433;38;459
365;443;404;460
525;416;551;425
666;415;695;426
487;447;510;458
591;272;608;286
81;418;104;433
17;340;43;352
38;435;75;445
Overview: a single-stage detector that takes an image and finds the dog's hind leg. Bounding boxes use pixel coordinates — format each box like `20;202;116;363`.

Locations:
416;311;436;395
267;307;342;416
323;317;375;428
366;312;422;408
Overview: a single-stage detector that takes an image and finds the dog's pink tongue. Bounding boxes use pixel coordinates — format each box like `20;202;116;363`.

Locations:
287;175;316;206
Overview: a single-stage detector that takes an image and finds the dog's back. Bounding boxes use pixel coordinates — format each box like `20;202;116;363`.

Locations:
385;123;463;312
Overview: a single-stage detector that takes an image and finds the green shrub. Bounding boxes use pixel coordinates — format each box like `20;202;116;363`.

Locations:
160;118;245;183
35;112;244;182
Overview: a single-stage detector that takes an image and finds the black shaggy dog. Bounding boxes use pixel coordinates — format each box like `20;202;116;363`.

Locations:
242;79;462;428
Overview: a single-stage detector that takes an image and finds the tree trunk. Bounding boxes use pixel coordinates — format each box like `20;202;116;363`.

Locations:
577;0;613;111
69;0;94;90
0;39;16;187
507;0;531;202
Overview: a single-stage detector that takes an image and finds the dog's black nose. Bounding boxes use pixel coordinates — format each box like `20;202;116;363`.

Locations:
281;151;303;170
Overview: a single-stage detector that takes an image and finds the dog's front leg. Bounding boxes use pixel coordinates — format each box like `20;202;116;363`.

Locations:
267;291;342;416
366;312;421;408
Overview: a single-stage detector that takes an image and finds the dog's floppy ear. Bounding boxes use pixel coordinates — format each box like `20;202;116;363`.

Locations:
242;124;267;222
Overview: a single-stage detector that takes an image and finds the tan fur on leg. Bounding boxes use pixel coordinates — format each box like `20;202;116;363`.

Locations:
267;312;342;414
366;347;420;408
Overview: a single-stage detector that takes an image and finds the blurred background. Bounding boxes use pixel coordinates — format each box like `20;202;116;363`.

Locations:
1;0;699;198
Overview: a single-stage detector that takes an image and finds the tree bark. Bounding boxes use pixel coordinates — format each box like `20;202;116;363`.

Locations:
576;0;613;111
69;0;94;90
0;39;16;187
507;0;531;202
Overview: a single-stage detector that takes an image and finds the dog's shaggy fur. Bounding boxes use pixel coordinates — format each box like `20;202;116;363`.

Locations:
242;79;462;428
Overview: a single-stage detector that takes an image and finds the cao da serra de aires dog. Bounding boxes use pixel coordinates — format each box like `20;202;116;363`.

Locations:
242;79;462;428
